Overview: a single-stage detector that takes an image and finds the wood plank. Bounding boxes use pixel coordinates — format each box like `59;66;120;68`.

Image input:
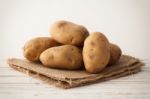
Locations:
0;59;150;99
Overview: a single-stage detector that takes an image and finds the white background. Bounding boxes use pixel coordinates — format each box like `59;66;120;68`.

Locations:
0;0;150;60
0;0;150;99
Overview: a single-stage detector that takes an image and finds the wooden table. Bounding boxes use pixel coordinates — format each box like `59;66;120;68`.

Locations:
0;59;150;99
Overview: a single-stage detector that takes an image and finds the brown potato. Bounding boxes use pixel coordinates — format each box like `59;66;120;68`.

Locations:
40;45;83;70
108;43;122;65
83;32;110;73
50;20;89;46
23;37;60;61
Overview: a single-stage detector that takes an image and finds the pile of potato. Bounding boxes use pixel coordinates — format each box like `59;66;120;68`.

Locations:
23;20;122;73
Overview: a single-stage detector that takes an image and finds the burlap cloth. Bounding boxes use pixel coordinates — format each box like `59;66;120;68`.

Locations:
7;55;144;89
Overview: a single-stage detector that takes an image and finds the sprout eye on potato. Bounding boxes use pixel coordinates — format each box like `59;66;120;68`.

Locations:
83;32;110;73
23;37;60;61
40;45;83;70
108;43;122;65
50;20;89;46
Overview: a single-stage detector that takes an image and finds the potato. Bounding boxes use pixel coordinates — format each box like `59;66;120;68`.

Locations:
40;45;83;70
83;32;110;73
108;43;122;65
23;37;60;61
50;20;89;46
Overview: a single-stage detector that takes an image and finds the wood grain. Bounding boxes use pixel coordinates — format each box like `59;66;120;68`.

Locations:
0;59;150;99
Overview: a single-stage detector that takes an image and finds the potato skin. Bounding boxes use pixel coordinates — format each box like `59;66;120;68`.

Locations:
50;20;89;46
23;37;60;61
83;32;110;73
40;45;83;70
108;43;122;65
